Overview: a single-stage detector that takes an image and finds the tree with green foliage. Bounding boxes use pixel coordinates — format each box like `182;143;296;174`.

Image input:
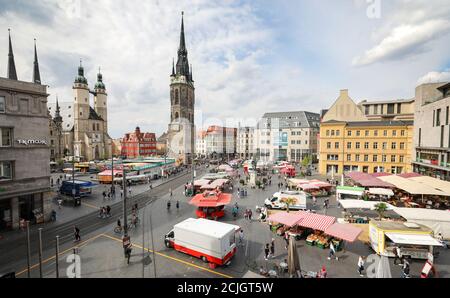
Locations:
374;202;388;220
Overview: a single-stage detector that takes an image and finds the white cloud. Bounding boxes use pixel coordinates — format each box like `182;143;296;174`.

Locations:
417;71;450;85
353;1;450;66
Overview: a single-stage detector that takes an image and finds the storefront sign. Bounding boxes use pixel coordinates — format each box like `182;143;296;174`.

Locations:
16;139;47;146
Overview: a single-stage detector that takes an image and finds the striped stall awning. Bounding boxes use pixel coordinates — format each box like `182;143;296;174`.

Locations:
297;213;336;231
324;223;362;242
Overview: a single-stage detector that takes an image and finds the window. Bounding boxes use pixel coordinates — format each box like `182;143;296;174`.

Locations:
419;128;422;147
355;142;361;149
392;130;397;137
291;131;295;136
93;124;96;131
355;154;360;162
0;161;12;181
397;103;402;114
336;130;340;136
347;131;352;137
0;128;12;147
327;142;331;149
356;131;361;137
391;142;397;150
297;140;301;145
382;142;387;150
400;142;405;150
400;155;404;163
0;96;5;113
391;155;396;162
447;106;449;125
365;130;369;137
382;155;387;162
387;104;394;114
401;130;405;136
436;109;441;126
347;142;352;149
335;142;339;149
373;142;378;149
441;125;444;148
364;155;369;162
373;155;378;162
374;130;378;137
383;130;387;136
331;130;335;136
291;140;295;145
347;154;351;161
364;142;369;149
365;106;370;115
374;105;378;114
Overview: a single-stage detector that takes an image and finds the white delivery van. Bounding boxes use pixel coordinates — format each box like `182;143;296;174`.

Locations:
164;218;240;266
264;190;307;210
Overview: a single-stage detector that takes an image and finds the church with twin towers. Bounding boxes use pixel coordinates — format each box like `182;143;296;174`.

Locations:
166;12;196;164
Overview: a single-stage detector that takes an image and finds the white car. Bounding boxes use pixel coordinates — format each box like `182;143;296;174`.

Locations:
264;190;307;210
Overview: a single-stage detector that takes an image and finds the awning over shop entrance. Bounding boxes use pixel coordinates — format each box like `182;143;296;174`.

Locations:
385;233;443;246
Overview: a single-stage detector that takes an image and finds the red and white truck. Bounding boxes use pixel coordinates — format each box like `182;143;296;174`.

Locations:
164;218;240;266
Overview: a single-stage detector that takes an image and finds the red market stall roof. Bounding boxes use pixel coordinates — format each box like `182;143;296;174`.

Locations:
189;191;232;208
370;172;391;178
309;180;333;188
297;212;336;231
299;184;320;190
268;211;336;232
324;223;362;242
345;172;394;188
268;212;305;227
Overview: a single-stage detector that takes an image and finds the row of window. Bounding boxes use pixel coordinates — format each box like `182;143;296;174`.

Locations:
327;154;405;163
0;128;12;147
325;129;406;137
0;96;5;113
364;103;402;116
326;141;406;150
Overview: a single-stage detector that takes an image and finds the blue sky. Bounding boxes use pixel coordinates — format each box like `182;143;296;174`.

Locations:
0;0;449;138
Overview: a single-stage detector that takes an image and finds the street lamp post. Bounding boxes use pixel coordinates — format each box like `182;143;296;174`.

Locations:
26;221;31;278
122;166;128;237
142;197;158;278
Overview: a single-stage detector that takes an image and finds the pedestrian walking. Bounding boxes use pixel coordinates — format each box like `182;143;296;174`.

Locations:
106;205;111;217
176;200;180;210
358;256;365;276
238;229;244;247
248;209;253;221
264;243;270;260
74;226;81;242
284;233;289;249
125;244;132;265
393;246;402;265
128;188;132;196
270;238;275;258
167;200;171;210
169;188;173;197
244;209;249;221
313;196;317;207
57;198;63;209
120;189;123;198
401;257;410;278
328;241;338;260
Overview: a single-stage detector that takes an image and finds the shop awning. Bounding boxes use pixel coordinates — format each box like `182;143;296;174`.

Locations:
336;186;365;196
299;184;320;190
368;188;395;197
409;176;450;194
189;191;232;208
297;213;336;231
385;233;443;246
324;223;362;242
268;212;305;227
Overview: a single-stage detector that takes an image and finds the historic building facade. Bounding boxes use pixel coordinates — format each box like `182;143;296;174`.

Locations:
237;126;256;160
48;63;112;161
120;127;157;159
0;32;52;230
166;12;196;165
319;89;414;176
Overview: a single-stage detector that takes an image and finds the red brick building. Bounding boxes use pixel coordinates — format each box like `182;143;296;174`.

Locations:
120;127;157;158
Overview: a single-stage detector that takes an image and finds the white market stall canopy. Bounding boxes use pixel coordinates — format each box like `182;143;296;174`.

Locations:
378;175;450;196
339;199;395;210
368;188;394;197
385;233;443;246
393;207;450;240
336;186;365;196
409;176;450;194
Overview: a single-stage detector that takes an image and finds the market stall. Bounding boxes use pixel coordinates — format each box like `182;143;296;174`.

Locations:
189;191;232;220
393;208;450;240
369;220;443;259
336;186;365;200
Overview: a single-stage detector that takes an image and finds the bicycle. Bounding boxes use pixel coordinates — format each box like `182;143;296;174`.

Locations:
114;225;123;234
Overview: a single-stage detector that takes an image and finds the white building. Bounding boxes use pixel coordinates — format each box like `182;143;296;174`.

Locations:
256;111;320;163
196;131;207;158
237;126;256;159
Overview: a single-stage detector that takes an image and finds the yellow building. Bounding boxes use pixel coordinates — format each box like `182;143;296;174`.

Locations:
319;90;414;176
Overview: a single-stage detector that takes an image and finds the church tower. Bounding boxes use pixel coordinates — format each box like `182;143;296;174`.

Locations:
94;68;108;131
73;60;90;158
168;12;195;164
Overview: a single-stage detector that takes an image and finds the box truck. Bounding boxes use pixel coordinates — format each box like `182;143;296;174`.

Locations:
264;190;307;210
164;218;240;266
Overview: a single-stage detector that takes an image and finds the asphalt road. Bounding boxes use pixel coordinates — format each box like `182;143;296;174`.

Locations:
0;169;199;274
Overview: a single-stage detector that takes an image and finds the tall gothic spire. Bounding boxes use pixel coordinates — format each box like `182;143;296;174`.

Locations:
7;29;18;80
33;39;41;84
171;58;175;77
176;11;190;78
54;95;63;124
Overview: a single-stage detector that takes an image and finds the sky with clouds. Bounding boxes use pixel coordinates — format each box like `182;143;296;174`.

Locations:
0;0;449;138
